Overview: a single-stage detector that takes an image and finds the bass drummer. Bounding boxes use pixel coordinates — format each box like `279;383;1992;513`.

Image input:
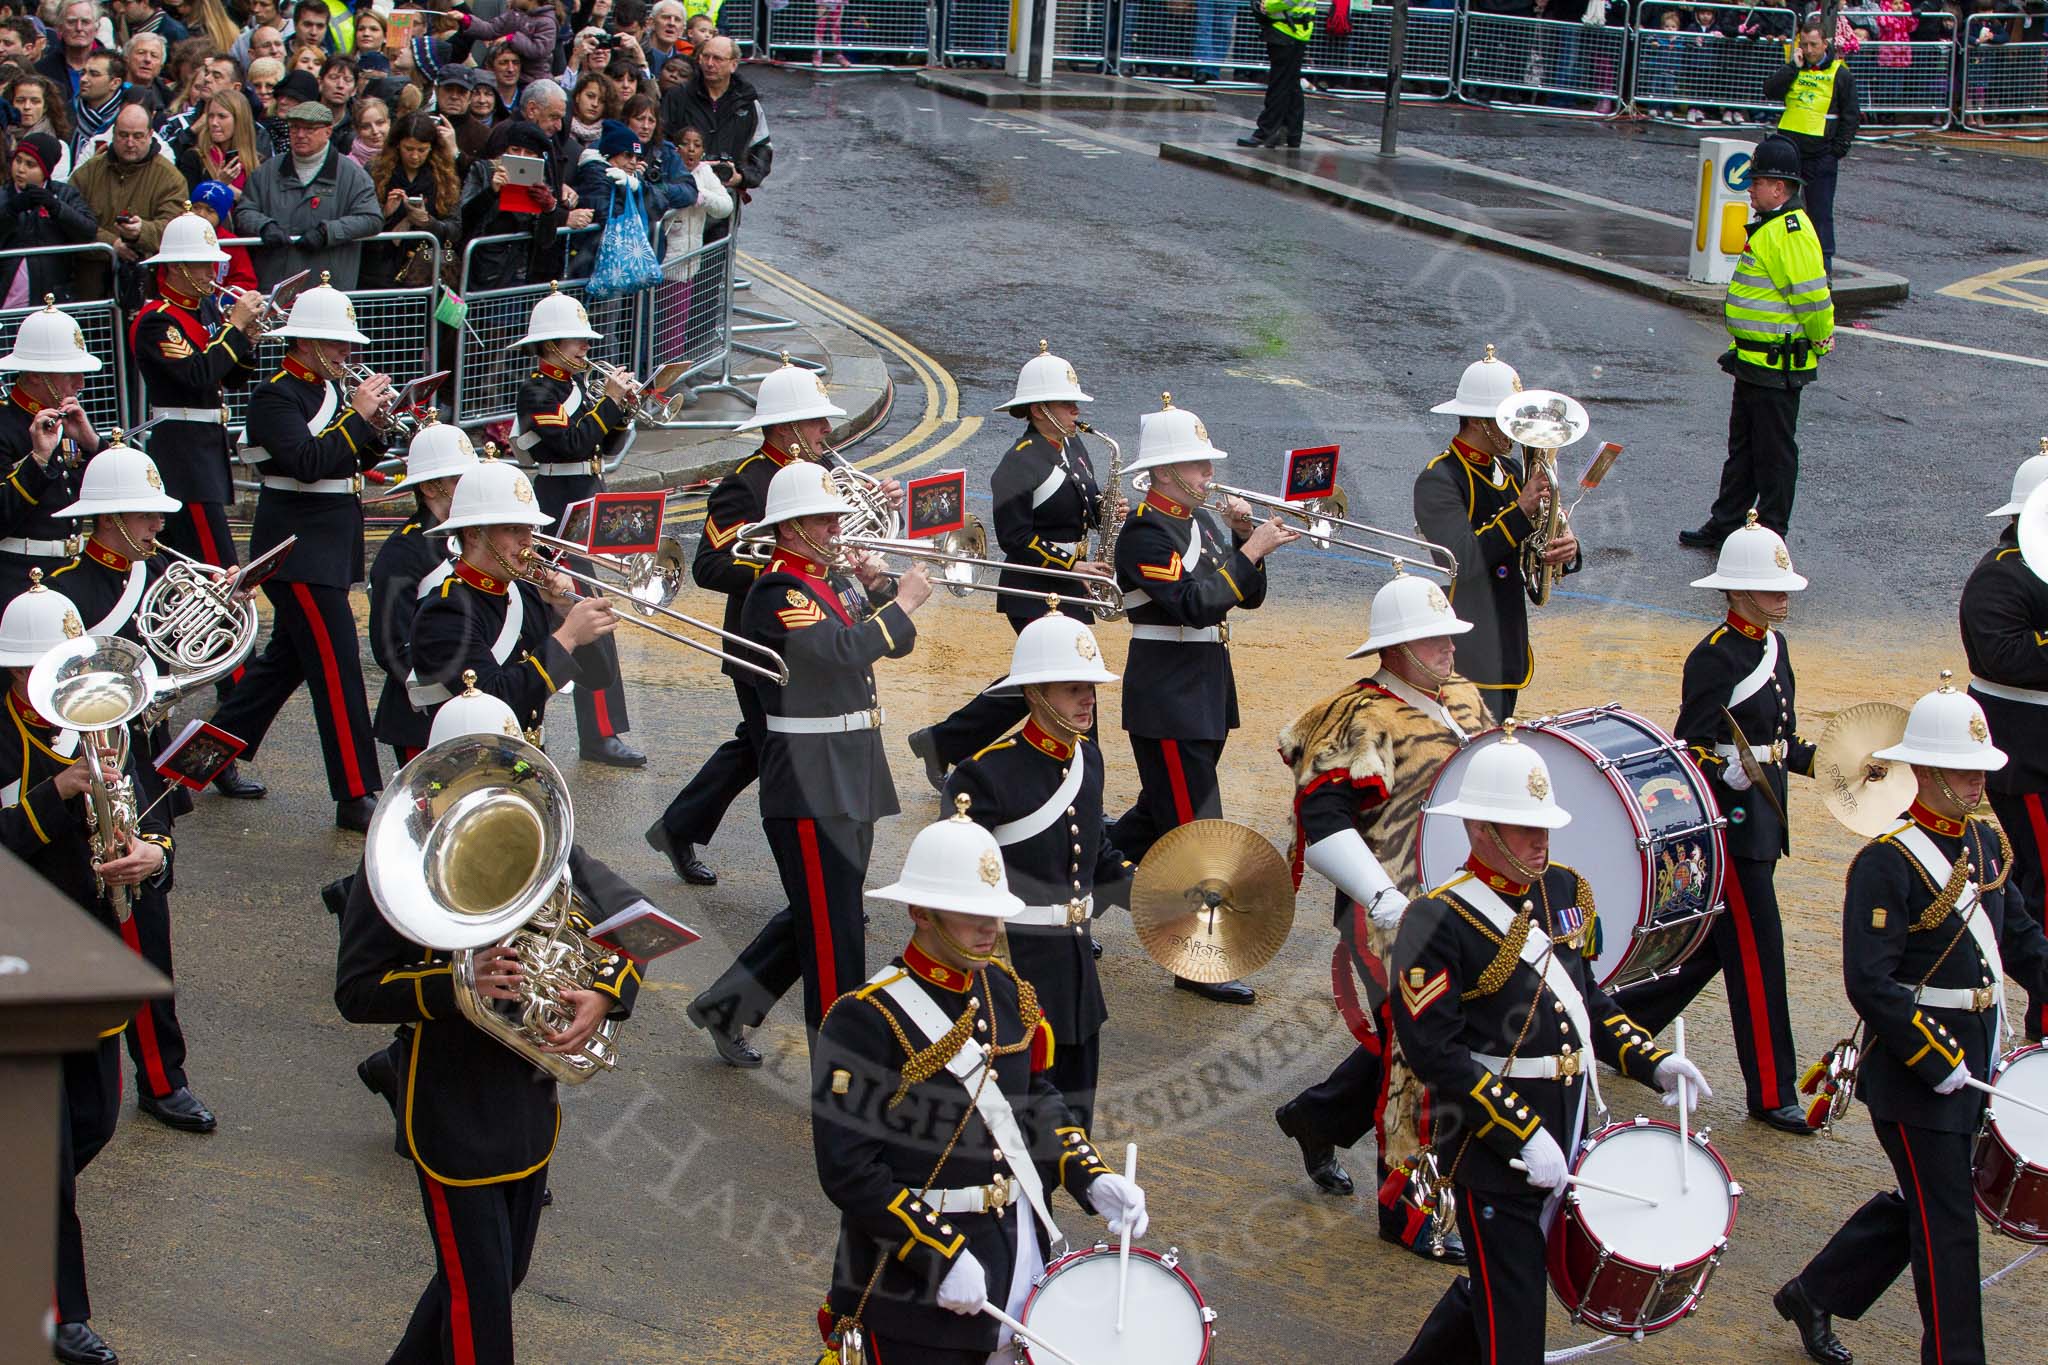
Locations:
1612;512;1817;1136
1774;677;2048;1365
1390;725;1708;1365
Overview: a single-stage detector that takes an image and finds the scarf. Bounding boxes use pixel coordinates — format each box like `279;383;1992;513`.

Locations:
74;87;126;146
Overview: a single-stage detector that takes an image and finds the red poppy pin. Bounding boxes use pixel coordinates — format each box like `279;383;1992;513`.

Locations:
310;196;321;209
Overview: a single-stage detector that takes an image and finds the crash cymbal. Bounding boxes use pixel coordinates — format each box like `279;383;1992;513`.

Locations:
1815;702;1914;838
1130;820;1294;983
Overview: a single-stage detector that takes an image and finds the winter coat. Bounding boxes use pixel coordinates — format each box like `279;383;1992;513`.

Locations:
233;146;384;290
69;148;189;301
661;158;732;261
0;179;99;302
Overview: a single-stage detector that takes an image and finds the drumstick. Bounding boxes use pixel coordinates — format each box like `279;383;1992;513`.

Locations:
1966;1075;2048;1120
1115;1142;1138;1334
1676;1017;1691;1195
1511;1160;1661;1207
979;1301;1086;1365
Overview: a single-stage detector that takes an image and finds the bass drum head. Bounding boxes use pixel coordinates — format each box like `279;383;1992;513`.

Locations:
1992;1046;2048;1166
1418;726;1644;984
1572;1123;1734;1266
1019;1247;1210;1365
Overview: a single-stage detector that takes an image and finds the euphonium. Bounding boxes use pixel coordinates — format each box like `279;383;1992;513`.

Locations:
365;733;623;1083
1495;389;1590;608
27;634;155;921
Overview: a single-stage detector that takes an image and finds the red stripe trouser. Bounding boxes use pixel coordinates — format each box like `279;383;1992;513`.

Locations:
1394;1183;1548;1364
210;581;383;800
388;1165;548;1365
1112;735;1225;864
116;882;189;1097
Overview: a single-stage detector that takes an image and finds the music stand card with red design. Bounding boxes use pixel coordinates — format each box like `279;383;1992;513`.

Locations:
229;534;297;595
154;720;246;791
904;470;966;540
588;491;667;556
586;899;701;965
1284;446;1340;502
556;498;596;549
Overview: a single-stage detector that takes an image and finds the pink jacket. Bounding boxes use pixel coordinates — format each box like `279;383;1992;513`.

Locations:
464;7;560;86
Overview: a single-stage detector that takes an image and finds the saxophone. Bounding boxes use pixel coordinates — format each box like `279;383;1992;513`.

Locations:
1077;421;1124;621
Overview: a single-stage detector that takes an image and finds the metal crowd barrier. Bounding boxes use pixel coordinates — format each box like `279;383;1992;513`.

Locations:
943;0;1112;65
0;242;129;433
1962;39;2048;129
1847;30;1959;130
646;234;761;427
1454;11;1629;114
718;0;760;52
1116;0;1263;80
450;228;639;428
1306;3;1456;96
766;0;932;65
1627;4;1798;123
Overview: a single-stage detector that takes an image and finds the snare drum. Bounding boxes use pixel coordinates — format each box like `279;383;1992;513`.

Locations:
1419;706;1727;989
1015;1244;1215;1364
1973;1044;2048;1242
1548;1118;1741;1335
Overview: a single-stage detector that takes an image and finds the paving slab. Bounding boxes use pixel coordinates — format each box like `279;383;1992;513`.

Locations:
1159;139;1909;313
918;67;1214;111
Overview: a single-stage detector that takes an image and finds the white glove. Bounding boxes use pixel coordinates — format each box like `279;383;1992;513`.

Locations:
1516;1129;1569;1192
1089;1172;1150;1239
935;1249;986;1315
1935;1062;1971;1095
1303;830;1402;931
1721;760;1753;792
1369;889;1411;933
1654;1055;1713;1111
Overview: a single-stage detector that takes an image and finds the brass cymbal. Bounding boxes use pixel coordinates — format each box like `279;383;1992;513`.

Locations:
1815;702;1914;838
1129;820;1295;983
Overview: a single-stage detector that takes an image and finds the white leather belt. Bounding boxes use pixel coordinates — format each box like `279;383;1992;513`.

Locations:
0;536;73;557
152;406;228;423
1714;740;1787;764
262;474;363;495
1971;676;2048;707
1917;984;2000;1013
1473;1049;1584;1081
1009;895;1093;928
765;708;885;734
924;1175;1020;1215
1129;623;1227;645
534;457;602;476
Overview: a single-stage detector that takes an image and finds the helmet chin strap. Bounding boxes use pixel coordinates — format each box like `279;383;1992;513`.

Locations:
1931;769;1977;817
1024;684;1087;742
1476;419;1513;458
795;521;840;567
1732;590;1789;627
927;912;1002;966
108;517;154;560
1392;642;1449;692
1035;403;1074;443
546;341;591;374
1481;821;1545;884
1164;464;1203;507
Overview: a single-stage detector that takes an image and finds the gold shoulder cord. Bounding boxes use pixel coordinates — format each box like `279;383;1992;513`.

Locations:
1908;825;2010;933
1447;881;1550;1181
1462;898;1534;1002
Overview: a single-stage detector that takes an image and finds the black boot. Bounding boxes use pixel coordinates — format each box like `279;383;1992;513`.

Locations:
1773;1277;1852;1364
1274;1100;1352;1196
211;762;266;798
686;995;763;1068
581;735;647;768
645;819;717;885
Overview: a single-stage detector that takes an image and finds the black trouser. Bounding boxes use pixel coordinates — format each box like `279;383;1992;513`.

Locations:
861;1337;985;1365
56;1037;120;1326
1799;150;1840;271
1797;1119;1983;1365
1989;790;2048;1038
1610;855;1797;1113
923;614;1030;769
211;580;383;800
388;1165;548;1365
1395;1184;1549;1364
533;481;631;748
657;678;763;848
1706;378;1803;539
116;884;190;1099
1255;31;1307;145
1111;735;1224;863
696;815;871;1034
1044;1028;1102;1135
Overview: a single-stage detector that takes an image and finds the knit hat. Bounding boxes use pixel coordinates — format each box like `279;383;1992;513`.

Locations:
596;119;643;159
275;70;320;106
14;132;60;177
190;179;235;221
411;35;451;83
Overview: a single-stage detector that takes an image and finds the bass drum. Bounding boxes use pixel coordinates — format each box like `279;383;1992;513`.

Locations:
1418;706;1727;990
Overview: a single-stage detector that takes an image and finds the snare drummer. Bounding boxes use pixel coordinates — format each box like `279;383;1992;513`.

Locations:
1612;512;1817;1135
1390;726;1708;1365
1774;677;2048;1365
810;800;1148;1365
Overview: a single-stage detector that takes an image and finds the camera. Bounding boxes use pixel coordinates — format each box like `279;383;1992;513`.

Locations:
593;32;621;49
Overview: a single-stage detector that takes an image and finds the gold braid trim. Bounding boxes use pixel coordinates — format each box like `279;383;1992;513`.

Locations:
1908;829;2005;933
1461;902;1533;1002
983;959;1044;1057
863;959;1049;1106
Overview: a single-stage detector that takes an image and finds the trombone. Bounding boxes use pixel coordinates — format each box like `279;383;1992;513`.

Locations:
839;534;1123;618
518;535;788;685
1193;480;1459;581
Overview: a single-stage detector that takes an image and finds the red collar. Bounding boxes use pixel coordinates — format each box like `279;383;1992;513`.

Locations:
537;361;572;382
761;441;798;468
155;276;204;311
1725;611;1768;641
1143;487;1192;519
10;385;44;416
453;559;510;595
281;355;323;384
84;537;132;572
1463;852;1531;898
1450;437;1495;470
7;687;55;731
903;941;974;994
768;546;830;580
1021;719;1074;760
1908;801;1966;839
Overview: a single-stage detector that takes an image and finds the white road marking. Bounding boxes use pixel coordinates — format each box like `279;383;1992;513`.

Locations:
968;115;1118;156
1834;327;2048;370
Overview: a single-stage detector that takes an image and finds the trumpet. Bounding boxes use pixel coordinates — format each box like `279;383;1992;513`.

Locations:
583;359;691;426
516;537;789;685
1170;478;1459;582
235;268;311;329
27;634;156;920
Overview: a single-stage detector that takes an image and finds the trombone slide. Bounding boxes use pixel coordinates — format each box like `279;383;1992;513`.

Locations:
521;549;789;685
1203;481;1459;581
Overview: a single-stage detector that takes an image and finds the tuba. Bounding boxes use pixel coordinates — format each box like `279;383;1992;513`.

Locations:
365;732;623;1083
27;634;156;921
1495;389;1589;608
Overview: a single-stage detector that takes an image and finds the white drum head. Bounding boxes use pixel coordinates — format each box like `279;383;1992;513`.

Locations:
1993;1049;2048;1164
1022;1252;1206;1365
1420;729;1644;983
1573;1126;1731;1264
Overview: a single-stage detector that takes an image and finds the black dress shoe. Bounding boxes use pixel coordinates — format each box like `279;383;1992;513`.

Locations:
211;762;266;799
907;728;947;793
358;1050;399;1116
321;873;355;917
581;736;648;768
54;1321;118;1365
138;1086;216;1133
1774;1277;1853;1364
1174;976;1257;1004
1381;1222;1468;1265
541;1186;553;1207
1235;133;1277;148
686;996;763;1068
1752;1103;1818;1134
1274;1100;1353;1196
1676;526;1725;550
644;820;718;885
335;795;378;833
